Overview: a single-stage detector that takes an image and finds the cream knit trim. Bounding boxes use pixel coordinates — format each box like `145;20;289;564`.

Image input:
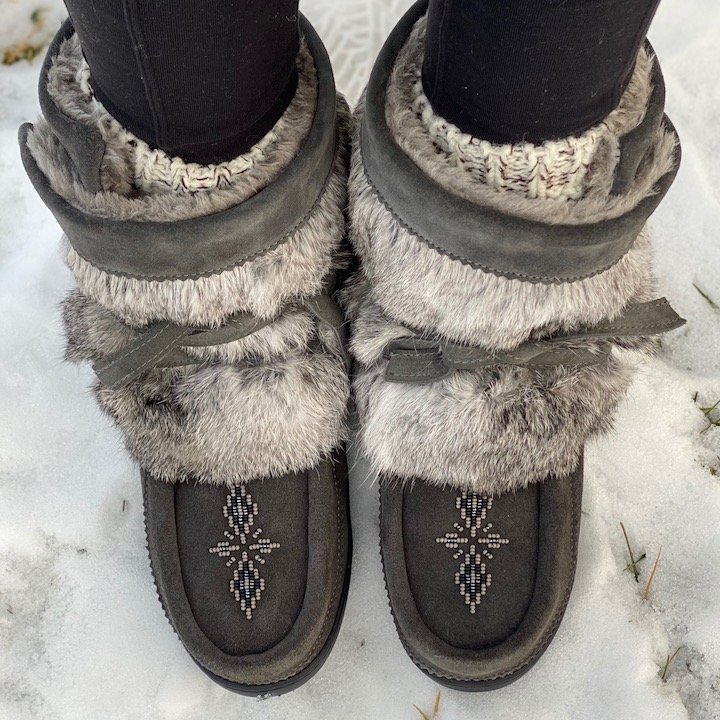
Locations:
408;22;653;201
68;34;315;197
44;32;322;221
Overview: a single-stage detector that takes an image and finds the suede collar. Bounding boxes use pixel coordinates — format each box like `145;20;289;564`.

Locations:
19;15;339;281
360;0;681;284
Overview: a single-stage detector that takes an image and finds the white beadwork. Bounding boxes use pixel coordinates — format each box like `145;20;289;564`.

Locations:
436;494;509;614
208;485;280;620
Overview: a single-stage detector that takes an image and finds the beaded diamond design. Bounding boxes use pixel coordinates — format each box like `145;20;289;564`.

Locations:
436;493;509;614
208;485;280;619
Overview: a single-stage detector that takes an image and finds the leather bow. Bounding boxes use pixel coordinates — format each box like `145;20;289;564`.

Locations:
384;298;685;384
93;292;348;390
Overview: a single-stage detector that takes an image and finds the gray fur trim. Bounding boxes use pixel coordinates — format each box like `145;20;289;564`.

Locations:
355;356;629;493
63;290;317;366
345;279;649;492
31;115;350;325
100;355;349;485
348;30;674;351
350;132;658;350
63;291;349;484
39;34;351;482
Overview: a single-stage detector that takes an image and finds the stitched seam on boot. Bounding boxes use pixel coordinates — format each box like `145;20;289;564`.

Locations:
360;164;628;285
275;458;345;682
393;477;581;683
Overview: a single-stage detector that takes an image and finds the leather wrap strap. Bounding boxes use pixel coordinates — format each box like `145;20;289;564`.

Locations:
94;292;349;389
384;298;685;384
360;0;681;284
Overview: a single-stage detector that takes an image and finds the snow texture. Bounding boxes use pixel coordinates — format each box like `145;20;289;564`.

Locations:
1;0;719;718
0;0;65;59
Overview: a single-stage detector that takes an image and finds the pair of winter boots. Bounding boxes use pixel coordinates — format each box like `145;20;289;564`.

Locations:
20;0;682;694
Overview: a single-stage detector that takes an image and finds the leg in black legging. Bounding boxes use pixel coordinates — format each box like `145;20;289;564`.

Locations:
422;0;661;144
63;0;300;163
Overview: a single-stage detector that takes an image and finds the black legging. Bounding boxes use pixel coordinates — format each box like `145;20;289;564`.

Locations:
423;0;662;144
64;0;300;164
64;0;660;164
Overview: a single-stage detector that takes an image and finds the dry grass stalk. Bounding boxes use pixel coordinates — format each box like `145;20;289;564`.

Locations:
620;521;646;582
642;548;662;601
413;691;441;720
660;647;682;681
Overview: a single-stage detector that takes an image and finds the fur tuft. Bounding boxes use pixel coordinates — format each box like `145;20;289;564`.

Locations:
355;354;633;494
345;281;647;492
63;290;349;484
99;356;349;485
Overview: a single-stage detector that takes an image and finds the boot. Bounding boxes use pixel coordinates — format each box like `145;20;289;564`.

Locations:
20;15;351;695
346;0;683;690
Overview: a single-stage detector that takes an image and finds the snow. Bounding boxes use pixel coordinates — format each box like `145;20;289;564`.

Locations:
0;0;66;62
1;0;719;718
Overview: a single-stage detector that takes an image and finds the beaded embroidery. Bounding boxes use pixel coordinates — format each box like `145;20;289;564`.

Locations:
209;485;280;619
436;494;509;614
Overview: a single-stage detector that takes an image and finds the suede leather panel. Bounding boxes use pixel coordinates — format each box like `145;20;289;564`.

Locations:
402;482;538;650
174;473;309;656
143;451;350;687
19;14;339;281
380;459;582;683
36;20;105;193
611;57;667;195
360;0;680;284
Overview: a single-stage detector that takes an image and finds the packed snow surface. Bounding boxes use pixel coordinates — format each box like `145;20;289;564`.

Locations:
1;0;719;718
